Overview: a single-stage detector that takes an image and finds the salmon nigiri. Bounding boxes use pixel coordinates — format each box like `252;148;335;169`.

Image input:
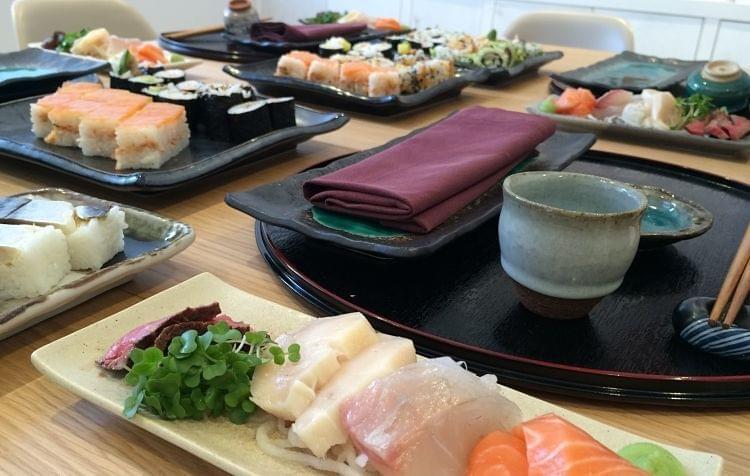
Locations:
554;88;596;116
513;414;647;476
467;430;528;476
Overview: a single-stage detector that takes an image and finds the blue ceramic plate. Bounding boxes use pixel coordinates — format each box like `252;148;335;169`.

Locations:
632;184;713;249
550;51;704;94
0;48;106;102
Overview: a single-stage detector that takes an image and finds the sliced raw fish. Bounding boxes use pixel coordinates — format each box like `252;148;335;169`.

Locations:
514;414;647;476
467;430;528;476
341;357;521;476
592;89;633;119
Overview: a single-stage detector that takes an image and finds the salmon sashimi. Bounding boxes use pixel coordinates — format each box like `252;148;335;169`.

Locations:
554;88;596;116
513;414;647;476
467;430;528;476
129;42;168;65
374;18;402;31
341;358;522;476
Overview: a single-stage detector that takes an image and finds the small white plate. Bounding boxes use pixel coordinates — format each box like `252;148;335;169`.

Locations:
0;188;194;340
31;272;723;476
27;41;203;71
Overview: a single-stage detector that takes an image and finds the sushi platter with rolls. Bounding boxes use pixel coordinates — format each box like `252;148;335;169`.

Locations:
31;273;723;476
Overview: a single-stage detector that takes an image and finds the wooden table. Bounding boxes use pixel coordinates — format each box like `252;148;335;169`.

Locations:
1;45;748;475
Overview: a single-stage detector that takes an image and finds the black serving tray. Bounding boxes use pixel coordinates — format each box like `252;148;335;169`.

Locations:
550;51;704;94
226;130;596;258
158;31;277;63
0;49;107;103
480;51;563;85
0;95;348;191
226;27;394;54
255;151;750;406
224;59;490;115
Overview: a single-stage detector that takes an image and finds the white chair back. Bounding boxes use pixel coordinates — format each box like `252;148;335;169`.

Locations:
504;11;634;53
12;0;157;48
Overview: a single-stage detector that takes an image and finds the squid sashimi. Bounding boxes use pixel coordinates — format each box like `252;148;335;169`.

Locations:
341;357;522;476
641;89;681;130
467;430;528;476
554;88;596;116
514;414;647;476
592;89;633;119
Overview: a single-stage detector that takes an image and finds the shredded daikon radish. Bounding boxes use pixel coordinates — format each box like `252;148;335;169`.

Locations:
256;421;366;476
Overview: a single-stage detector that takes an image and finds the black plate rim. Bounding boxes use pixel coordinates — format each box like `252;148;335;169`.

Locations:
225;130;597;258
224;59;491;109
0;96;349;191
254;153;750;405
224;27;395;53
550;50;705;93
481;50;564;83
0;48;107;89
158;33;276;63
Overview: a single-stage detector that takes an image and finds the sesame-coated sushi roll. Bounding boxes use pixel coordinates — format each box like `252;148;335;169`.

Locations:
264;97;296;129
227;100;272;142
368;69;401;97
307;58;340;86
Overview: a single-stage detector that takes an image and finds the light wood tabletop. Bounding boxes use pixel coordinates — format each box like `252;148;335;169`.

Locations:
1;45;748;475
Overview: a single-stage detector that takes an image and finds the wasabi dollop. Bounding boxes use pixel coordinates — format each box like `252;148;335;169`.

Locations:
618;442;687;476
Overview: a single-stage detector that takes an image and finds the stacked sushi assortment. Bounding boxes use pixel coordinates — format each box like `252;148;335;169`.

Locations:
0;196;127;300
275;49;455;97
111;78;297;142
30;82;190;170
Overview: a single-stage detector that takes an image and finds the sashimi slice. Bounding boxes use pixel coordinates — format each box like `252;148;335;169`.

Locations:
592;89;633;119
341;357;522;476
467;430;528;476
554;88;596;116
514;414;647;476
130;42;168;65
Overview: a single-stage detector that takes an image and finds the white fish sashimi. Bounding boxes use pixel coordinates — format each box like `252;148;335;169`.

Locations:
592;89;633;119
340;357;522;476
251;313;378;421
641;89;681;130
621;98;650;127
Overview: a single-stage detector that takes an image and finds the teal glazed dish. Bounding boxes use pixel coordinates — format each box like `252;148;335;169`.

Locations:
686;60;750;113
632;185;714;249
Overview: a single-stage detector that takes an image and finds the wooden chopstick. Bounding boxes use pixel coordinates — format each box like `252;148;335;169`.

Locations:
709;223;750;325
723;259;750;327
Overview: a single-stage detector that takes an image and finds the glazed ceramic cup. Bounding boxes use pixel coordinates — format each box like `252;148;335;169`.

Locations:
499;172;648;319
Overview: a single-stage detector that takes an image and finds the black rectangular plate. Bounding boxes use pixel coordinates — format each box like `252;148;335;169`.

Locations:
0;95;348;191
0;49;106;102
225;28;394;54
158;32;278;63
255;152;750;405
224;59;490;116
550;51;704;94
225;129;596;258
480;51;563;85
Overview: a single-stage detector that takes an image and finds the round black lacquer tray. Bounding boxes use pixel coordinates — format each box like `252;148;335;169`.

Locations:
256;151;750;406
159;31;277;63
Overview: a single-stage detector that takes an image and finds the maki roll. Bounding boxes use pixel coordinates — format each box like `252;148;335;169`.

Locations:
319;37;352;58
264;97;296;129
157;85;200;132
227;100;272;142
352;41;393;59
109;71;132;90
127;75;164;94
141;84;168;100
200;83;255;141
176;80;205;94
154;69;186;85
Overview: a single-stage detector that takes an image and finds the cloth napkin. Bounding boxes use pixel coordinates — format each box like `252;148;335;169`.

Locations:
303;107;556;234
249;22;367;42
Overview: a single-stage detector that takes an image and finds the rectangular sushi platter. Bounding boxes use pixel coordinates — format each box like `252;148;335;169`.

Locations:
0;188;195;341
31;272;723;476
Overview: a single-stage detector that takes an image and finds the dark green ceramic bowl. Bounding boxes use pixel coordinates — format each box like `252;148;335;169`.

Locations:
685;60;750;113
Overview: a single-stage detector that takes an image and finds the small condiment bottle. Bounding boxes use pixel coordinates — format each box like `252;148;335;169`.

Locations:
224;0;260;37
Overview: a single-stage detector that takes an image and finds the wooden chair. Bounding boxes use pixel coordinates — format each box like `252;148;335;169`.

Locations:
505;11;634;53
12;0;156;47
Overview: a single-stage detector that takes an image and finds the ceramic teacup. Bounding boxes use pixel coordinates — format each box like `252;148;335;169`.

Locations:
499;172;648;319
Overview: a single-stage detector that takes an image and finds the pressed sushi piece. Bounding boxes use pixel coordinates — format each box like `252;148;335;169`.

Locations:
227;100;272;142
340;61;373;95
114;102;190;170
157;86;200;131
45;99;102;146
307;58;340;86
265;97;296;129
341;357;522;476
1;199;76;233
467;430;528;476
30;82;103;138
58;81;103;94
251;313;378;421
0;224;70;300
368;68;401;97
66;205;127;270
289;334;416;457
513;414;647;476
79;98;152;158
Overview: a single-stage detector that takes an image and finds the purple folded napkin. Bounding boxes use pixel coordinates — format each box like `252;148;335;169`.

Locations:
303;107;556;234
249;22;367;42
